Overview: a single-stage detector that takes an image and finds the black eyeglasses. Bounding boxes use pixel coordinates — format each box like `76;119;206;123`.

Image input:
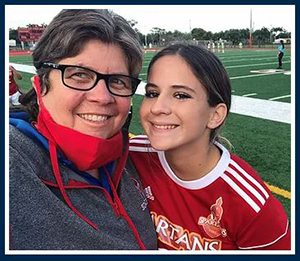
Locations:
41;62;141;97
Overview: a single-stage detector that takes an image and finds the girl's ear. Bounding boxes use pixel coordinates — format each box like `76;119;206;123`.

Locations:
207;103;228;129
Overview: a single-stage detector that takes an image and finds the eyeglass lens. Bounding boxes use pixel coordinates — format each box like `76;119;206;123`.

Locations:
63;66;135;96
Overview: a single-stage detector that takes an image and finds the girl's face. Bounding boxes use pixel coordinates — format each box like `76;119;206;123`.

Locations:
39;39;131;139
140;54;219;152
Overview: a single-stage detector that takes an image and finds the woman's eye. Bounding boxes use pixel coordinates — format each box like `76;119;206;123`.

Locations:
174;92;191;100
111;77;125;86
145;91;159;98
71;72;91;80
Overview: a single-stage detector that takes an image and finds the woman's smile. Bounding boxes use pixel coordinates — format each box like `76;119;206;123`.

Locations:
77;113;111;125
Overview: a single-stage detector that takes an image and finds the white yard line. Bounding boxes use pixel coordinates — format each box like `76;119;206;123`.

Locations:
222;57;278;63
10;63;291;124
142;60;291;70
219;54;275;59
10;63;36;74
230;71;286;80
226;61;290;69
243;93;257;97
138;69;287;80
230;95;290;124
141;60;291;70
269;95;291;101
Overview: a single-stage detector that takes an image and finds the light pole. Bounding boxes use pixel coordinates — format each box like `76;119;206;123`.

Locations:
249;9;253;48
144;26;148;48
145;34;148;47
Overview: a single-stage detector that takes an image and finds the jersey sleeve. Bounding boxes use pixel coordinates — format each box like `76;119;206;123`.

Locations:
236;195;290;250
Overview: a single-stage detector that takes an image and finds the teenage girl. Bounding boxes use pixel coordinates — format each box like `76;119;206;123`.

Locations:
129;44;290;250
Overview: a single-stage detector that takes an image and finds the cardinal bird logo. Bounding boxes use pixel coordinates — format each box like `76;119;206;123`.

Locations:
198;197;227;238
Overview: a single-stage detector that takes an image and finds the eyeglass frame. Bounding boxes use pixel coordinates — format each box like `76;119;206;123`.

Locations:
41;62;141;97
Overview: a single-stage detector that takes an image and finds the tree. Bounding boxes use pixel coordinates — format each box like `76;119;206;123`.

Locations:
224;29;240;45
127;19;138;28
191;28;206;40
272;27;290;40
203;31;213;40
148;27;167;45
271;27;284;36
9;28;20;43
239;29;250;44
126;19;145;45
212;31;225;41
252;27;271;45
270;27;285;42
277;32;291;39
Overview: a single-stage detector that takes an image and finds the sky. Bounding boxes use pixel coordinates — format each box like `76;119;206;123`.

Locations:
6;5;294;34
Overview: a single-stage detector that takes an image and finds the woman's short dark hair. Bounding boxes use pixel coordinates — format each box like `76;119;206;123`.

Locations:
147;43;232;143
20;9;142;121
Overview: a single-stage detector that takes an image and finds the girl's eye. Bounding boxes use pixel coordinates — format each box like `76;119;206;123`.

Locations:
145;91;159;98
174;92;191;100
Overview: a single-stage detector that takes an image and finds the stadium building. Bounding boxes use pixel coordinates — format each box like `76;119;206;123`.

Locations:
18;24;46;50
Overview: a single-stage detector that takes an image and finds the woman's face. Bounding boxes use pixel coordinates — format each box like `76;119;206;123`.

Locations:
140;54;216;152
41;40;131;139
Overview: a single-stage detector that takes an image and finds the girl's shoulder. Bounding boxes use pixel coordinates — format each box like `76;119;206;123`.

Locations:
227;152;265;184
129;135;156;153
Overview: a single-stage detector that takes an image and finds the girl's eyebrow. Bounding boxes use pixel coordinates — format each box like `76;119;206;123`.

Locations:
145;82;158;89
171;85;197;94
145;83;197;94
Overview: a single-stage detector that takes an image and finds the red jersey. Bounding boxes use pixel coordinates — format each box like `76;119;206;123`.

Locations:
9;67;18;95
129;135;290;250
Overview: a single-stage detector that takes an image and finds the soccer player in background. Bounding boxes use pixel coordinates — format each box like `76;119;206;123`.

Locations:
277;39;285;69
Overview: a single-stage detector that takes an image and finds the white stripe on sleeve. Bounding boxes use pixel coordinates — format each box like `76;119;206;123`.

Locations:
230;160;269;199
227;166;266;205
222;174;261;213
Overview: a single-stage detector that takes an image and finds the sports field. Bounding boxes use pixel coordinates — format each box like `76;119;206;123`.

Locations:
9;48;292;221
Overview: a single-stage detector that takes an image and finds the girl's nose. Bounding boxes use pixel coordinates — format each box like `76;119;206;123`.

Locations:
150;95;172;115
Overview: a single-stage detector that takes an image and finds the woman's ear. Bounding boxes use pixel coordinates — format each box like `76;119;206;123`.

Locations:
31;75;42;106
207;103;228;129
31;75;40;92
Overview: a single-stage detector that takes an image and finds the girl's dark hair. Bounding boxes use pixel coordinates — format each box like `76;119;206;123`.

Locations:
147;43;232;143
18;9;142;121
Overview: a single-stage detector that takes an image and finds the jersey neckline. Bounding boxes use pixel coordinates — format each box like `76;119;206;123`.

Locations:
157;142;231;190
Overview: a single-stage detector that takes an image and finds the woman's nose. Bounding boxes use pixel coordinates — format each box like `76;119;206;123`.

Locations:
86;79;115;104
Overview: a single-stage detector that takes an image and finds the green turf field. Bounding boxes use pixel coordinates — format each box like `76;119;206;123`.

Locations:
10;48;292;221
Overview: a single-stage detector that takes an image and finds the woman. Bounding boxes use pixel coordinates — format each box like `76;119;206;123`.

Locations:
129;44;290;250
9;9;157;250
277;39;285;69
